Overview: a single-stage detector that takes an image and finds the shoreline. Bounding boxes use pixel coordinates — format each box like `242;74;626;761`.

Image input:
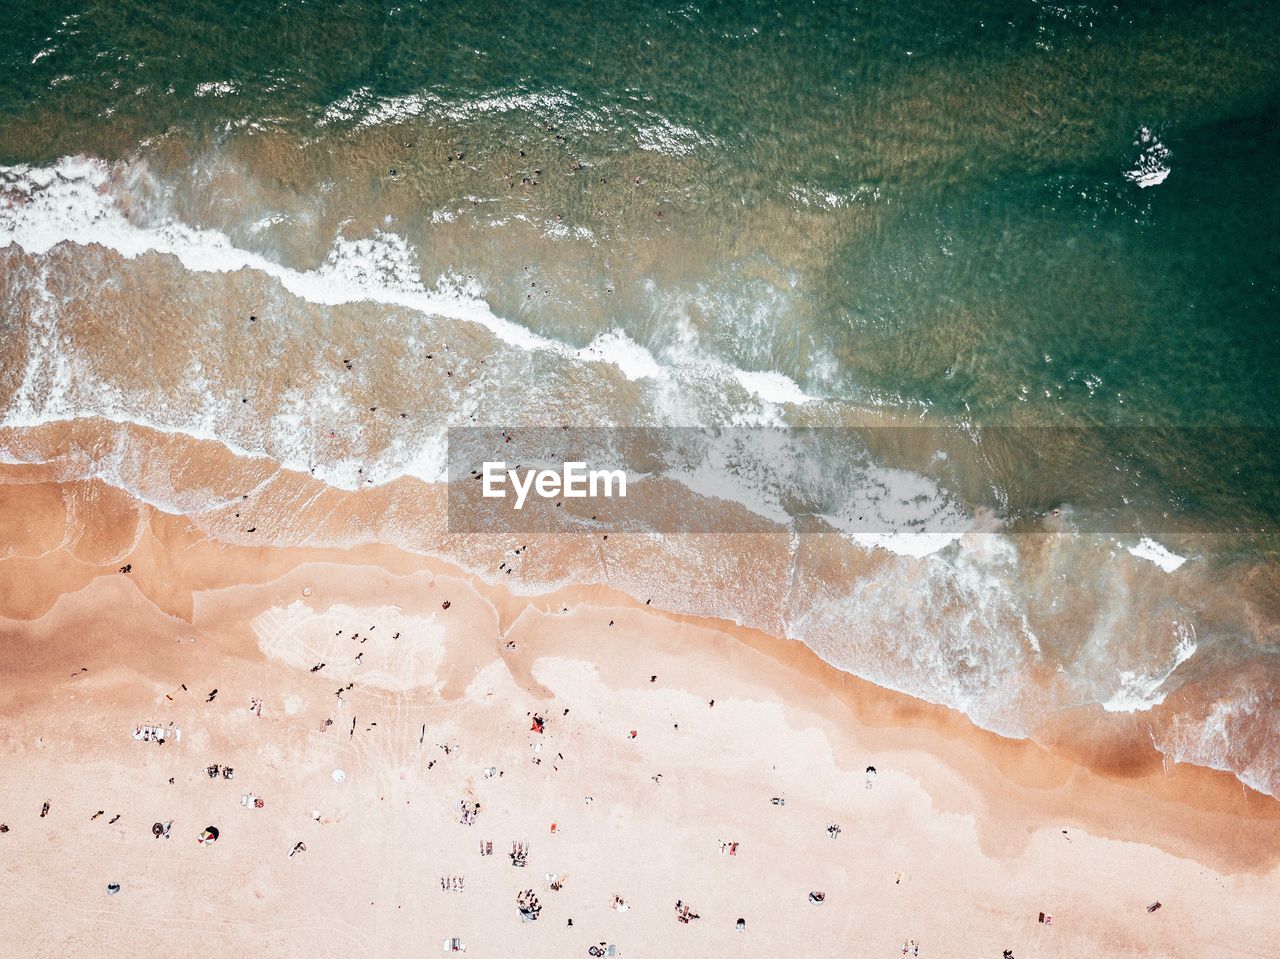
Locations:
2;469;1279;956
3;467;1279;865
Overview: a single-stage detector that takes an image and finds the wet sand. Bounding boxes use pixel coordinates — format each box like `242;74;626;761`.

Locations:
1;469;1279;958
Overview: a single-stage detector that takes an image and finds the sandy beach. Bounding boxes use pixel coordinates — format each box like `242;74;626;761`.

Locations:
2;468;1278;959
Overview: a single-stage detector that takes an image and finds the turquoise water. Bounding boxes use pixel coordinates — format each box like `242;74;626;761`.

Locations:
2;1;1280;794
3;0;1277;426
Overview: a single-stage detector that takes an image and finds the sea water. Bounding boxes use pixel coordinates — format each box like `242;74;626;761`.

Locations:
1;0;1278;795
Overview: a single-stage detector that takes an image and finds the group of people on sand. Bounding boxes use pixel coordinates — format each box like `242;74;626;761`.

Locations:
133;723;178;743
78;593;939;955
516;888;542;920
674;899;701;924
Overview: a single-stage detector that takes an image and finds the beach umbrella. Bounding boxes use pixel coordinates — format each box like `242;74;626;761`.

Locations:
106;883;120;895
199;826;219;844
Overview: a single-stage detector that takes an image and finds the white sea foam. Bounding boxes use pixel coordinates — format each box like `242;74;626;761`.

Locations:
194;81;238;98
785;528;1037;738
314;87;440;128
640;273;818;412
665;430;797;527
1123;126;1172;188
0;183;818;504
841;529;967;558
787;184;882;209
439;89;576;124
819;466;972;558
580;329;663;380
0;158;600;367
633;117;719;157
656;429;974;559
1127;536;1187;572
731;369;814;406
1101;621;1198;712
248;212;290;233
1153;686;1280;798
315;87;577;129
0;157;817;416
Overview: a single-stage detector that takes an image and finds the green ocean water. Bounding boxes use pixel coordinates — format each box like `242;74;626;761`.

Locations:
3;0;1278;426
